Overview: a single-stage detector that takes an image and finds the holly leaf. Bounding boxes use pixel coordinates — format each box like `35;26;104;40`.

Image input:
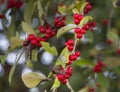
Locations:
79;1;87;13
58;4;67;14
24;0;35;24
75;59;94;67
55;47;70;67
0;54;7;64
31;49;37;61
22;22;34;34
41;42;58;56
79;16;92;27
51;77;60;90
10;37;24;50
57;25;76;38
22;72;46;88
72;8;79;14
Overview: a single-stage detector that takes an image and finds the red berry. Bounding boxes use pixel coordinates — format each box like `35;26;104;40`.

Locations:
67;39;74;46
76;33;82;39
31;39;37;46
74;28;81;33
64;74;70;79
80;28;86;34
67;45;74;51
75;51;80;57
69;54;77;61
86;4;92;11
74;13;79;19
57;74;64;81
74;19;80;25
62;79;67;84
39;26;46;33
78;14;83;21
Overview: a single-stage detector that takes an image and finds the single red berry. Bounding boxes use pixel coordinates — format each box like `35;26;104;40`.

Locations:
106;39;113;44
86;4;92;11
69;54;77;61
74;28;81;33
83;24;89;30
64;74;70;79
68;45;74;51
78;14;83;21
57;74;64;81
76;33;82;39
80;28;86;34
62;79;67;84
67;39;74;46
31;39;37;46
75;51;80;57
74;19;80;25
39;26;46;33
74;13;79;19
23;41;29;46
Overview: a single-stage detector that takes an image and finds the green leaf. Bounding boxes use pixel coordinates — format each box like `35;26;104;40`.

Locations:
10;37;24;50
58;4;67;14
72;8;79;14
9;51;24;85
0;55;7;64
107;31;119;47
79;2;87;13
57;25;76;38
24;0;35;24
51;77;60;90
41;42;58;56
55;47;70;67
35;0;44;25
31;49;37;61
75;59;94;67
21;22;34;34
97;73;109;88
26;60;33;69
79;16;92;27
22;72;46;88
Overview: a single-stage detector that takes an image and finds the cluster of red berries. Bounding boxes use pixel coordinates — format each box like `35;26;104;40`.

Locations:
73;13;84;25
93;61;105;73
57;66;72;84
84;2;92;14
23;24;55;48
54;15;66;28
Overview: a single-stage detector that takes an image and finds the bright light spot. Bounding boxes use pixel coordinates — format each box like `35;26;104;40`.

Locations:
22;67;32;76
0;34;10;53
6;51;26;65
81;35;88;44
5;9;12;27
20;33;28;40
103;71;109;77
41;52;54;65
0;64;4;77
28;87;39;92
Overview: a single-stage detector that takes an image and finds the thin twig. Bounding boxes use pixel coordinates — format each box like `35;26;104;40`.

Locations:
66;80;75;92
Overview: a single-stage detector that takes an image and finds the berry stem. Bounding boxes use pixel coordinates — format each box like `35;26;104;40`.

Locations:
66;80;75;92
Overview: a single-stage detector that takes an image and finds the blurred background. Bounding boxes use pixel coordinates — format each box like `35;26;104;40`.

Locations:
0;0;120;92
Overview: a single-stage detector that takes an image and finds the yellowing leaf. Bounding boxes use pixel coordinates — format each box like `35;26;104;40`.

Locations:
31;49;37;61
79;16;92;27
41;42;58;56
78;86;88;92
57;25;76;38
22;22;34;34
72;8;79;14
10;37;24;49
51;77;60;90
22;72;46;88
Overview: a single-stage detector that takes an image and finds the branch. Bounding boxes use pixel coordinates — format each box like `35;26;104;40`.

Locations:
66;80;75;92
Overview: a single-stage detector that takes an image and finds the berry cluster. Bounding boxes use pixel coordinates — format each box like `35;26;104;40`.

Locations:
73;13;84;25
57;66;72;84
84;2;92;14
54;15;66;28
23;24;55;48
93;61;105;73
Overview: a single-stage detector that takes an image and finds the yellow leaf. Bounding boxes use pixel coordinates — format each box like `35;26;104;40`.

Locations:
22;72;46;88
